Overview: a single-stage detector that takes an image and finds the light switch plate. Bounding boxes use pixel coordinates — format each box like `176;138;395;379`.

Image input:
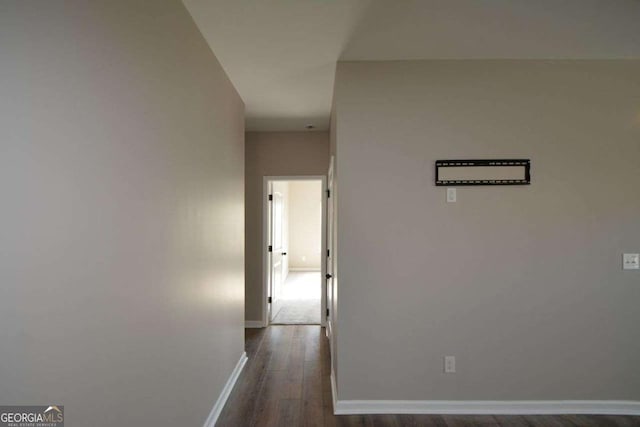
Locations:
446;188;456;203
623;253;640;270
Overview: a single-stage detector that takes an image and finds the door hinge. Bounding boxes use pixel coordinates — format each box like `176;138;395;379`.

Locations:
327;249;330;257
268;296;272;304
326;308;330;317
268;194;273;201
327;189;331;198
268;245;273;252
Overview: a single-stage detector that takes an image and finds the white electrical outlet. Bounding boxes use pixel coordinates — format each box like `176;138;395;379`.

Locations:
623;253;640;270
446;188;456;203
444;356;456;373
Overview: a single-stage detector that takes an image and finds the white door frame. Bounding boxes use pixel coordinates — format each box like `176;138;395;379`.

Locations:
262;175;328;327
325;156;335;340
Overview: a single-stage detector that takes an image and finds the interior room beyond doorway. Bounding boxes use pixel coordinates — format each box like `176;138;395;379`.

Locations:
268;180;323;325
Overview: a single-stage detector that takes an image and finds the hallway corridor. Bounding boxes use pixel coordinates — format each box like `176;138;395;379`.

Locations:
216;326;640;427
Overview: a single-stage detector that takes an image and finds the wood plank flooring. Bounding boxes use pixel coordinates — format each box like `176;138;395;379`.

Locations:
217;326;640;427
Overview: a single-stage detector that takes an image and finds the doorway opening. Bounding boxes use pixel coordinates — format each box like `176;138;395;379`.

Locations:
263;177;327;326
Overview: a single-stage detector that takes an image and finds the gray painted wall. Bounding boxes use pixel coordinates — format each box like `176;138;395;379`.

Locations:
0;1;245;425
334;60;640;400
245;131;329;322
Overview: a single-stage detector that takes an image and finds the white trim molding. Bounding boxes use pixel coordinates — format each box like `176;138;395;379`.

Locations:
262;175;328;329
330;371;339;415
203;352;248;427
288;267;321;272
333;399;640;416
245;320;265;328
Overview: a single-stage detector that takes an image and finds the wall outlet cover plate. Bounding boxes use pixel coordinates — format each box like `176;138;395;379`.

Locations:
623;253;640;270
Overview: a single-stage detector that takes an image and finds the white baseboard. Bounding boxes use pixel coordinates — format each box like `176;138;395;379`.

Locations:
288;268;321;272
203;352;248;427
330;370;338;415
333;399;640;416
245;320;264;328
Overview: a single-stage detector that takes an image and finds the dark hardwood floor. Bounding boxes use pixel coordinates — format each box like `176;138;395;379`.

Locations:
217;326;640;427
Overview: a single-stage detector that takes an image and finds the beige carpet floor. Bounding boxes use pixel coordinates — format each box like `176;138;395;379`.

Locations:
271;271;321;324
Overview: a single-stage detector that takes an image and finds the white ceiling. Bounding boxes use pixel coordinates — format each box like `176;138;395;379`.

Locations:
182;0;640;131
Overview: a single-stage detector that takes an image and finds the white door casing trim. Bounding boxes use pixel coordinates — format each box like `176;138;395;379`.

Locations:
262;176;327;328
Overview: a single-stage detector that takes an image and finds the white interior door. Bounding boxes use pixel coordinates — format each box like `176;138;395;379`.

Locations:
270;190;286;321
265;182;273;323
